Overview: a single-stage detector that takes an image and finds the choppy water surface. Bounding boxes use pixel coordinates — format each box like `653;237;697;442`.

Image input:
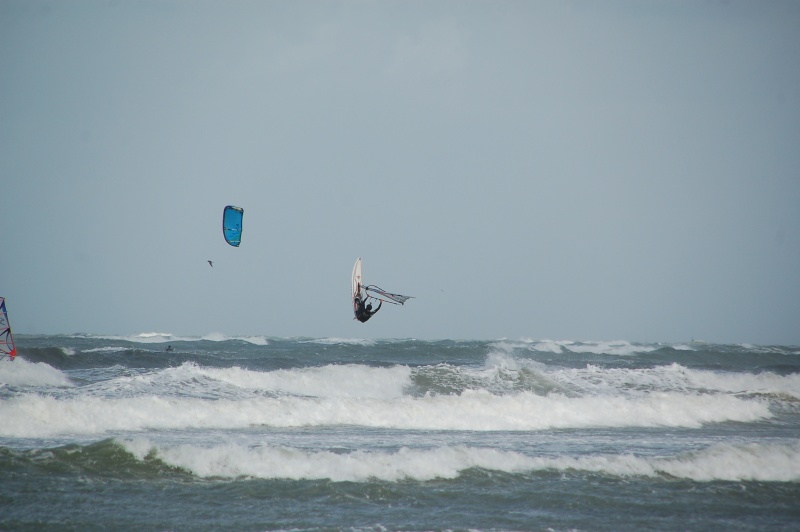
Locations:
2;334;799;530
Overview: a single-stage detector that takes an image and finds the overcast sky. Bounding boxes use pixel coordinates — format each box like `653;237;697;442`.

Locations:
2;0;799;344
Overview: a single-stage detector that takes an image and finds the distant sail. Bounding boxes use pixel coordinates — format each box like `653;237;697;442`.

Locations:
364;285;413;305
0;297;17;361
222;205;244;247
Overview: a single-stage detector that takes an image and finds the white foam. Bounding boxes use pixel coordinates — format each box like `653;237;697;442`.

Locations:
82;332;269;345
305;338;375;346
82;347;128;354
681;366;800;399
566;340;658;356
238;336;268;346
531;340;567;353
528;441;800;482
511;338;576;353
492;339;658;356
201;333;268;345
115;362;412;400
200;332;227;342
89;332;178;343
0;388;770;438
0;359;73;388
117;439;800;483
657;442;800;481
193;363;410;399
546;363;800;399
484;351;545;372
672;344;697;351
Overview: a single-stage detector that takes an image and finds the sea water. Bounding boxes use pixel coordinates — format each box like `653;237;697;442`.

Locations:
1;335;799;530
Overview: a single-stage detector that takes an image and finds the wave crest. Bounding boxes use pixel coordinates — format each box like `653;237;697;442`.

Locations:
114;439;800;483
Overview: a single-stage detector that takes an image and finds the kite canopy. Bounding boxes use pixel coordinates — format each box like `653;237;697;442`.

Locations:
222;206;244;247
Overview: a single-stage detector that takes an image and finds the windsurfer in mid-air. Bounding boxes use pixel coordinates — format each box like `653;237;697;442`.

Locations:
351;258;411;323
354;294;381;323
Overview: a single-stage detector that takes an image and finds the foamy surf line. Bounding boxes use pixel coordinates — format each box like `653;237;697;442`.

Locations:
86;362;412;401
0;390;771;438
0;359;73;388
126;360;800;401
79;333;269;345
539;362;800;399
493;339;659;356
184;363;410;398
118;439;800;483
304;338;375;346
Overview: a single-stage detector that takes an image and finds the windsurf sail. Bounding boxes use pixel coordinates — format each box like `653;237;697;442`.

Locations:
352;258;363;298
352;257;413;321
222;205;244;247
0;297;17;361
364;285;413;305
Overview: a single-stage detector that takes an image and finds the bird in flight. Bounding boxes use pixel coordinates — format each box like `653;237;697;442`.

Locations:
208;260;213;267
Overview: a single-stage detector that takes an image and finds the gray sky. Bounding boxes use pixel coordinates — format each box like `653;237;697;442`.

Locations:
2;0;799;344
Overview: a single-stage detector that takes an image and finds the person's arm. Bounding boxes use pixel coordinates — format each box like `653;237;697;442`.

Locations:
374;301;382;313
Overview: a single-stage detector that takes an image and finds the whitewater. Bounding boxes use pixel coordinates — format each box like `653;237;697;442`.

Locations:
1;334;799;530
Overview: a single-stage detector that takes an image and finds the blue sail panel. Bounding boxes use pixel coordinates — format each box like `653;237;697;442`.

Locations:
222;206;244;247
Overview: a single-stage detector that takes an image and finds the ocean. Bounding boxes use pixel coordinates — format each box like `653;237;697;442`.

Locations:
1;334;799;531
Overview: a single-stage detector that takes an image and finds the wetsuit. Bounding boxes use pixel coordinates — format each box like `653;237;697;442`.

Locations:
355;297;381;323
